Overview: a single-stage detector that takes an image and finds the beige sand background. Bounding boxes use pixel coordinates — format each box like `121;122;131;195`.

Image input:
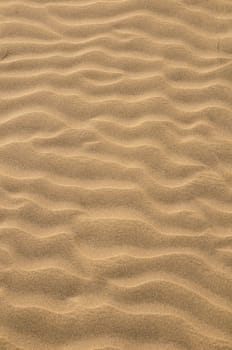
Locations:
0;0;232;349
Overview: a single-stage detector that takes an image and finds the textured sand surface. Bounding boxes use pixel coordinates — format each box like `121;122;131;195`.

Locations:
0;0;232;349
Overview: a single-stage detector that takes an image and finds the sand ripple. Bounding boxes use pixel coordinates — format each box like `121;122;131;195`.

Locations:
0;0;232;349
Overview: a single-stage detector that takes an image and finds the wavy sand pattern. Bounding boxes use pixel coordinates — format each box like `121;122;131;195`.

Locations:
0;0;232;349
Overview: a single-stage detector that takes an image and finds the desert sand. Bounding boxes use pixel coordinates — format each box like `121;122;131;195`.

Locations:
0;0;232;349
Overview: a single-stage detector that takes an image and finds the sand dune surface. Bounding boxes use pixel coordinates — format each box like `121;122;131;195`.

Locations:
0;0;232;349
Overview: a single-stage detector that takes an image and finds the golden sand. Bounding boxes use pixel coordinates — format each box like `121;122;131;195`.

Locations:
0;0;232;349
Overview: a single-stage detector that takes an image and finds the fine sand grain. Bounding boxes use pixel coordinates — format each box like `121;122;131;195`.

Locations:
0;0;232;349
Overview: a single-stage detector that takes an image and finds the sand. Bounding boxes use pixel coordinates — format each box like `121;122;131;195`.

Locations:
0;0;232;349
